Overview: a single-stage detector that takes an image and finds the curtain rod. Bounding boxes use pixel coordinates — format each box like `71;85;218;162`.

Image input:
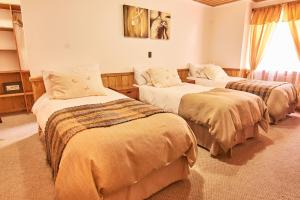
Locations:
252;0;299;10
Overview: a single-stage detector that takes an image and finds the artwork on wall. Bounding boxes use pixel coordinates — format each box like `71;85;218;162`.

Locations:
150;10;171;40
123;5;149;38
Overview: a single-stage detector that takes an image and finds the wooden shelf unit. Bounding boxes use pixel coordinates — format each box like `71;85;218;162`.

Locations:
0;3;20;11
0;3;33;116
0;27;13;31
0;70;34;114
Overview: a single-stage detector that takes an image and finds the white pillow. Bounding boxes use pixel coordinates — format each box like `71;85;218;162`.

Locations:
188;63;208;79
202;64;228;80
141;71;153;85
134;67;149;85
43;66;106;99
146;68;182;88
43;64;104;95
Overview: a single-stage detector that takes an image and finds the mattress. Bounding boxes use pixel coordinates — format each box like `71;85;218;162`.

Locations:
137;83;213;114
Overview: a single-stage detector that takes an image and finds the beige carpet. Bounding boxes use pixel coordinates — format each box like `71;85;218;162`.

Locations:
0;113;300;200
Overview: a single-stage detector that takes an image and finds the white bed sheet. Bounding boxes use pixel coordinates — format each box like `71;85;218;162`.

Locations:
188;76;244;88
32;88;127;131
137;83;213;114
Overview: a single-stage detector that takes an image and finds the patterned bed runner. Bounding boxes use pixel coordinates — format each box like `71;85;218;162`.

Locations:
44;98;165;179
225;79;288;102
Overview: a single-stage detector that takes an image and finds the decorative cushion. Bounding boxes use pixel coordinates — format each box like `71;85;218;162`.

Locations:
43;66;106;99
188;63;208;79
146;68;182;88
202;64;228;80
134;67;149;85
141;71;153;85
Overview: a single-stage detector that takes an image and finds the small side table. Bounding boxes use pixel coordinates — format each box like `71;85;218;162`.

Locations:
108;85;139;100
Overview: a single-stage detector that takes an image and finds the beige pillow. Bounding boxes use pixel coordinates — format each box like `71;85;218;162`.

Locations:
43;71;106;99
188;63;207;78
147;68;182;88
141;71;153;85
202;64;228;80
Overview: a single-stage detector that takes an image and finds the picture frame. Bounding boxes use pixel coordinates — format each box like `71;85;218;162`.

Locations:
150;10;171;40
3;82;23;94
123;5;149;38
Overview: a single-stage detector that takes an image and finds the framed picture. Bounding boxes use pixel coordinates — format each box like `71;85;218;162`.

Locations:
150;10;171;40
3;82;23;94
123;5;149;38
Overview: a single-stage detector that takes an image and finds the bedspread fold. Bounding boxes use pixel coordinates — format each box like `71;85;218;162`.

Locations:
179;88;269;152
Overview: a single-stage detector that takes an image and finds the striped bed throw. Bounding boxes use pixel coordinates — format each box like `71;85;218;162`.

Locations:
225;79;288;102
44;98;165;179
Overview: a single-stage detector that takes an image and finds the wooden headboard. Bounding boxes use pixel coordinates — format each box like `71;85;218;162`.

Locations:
30;69;189;102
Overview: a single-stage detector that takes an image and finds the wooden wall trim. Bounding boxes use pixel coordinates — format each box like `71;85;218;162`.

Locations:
223;68;249;78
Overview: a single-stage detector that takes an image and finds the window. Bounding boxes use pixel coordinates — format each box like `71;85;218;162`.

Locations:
257;18;300;72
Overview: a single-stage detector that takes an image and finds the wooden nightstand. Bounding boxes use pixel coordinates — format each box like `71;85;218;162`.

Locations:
182;79;195;84
109;85;139;100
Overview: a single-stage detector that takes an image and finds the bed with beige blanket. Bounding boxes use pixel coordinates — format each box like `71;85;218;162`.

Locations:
138;83;270;156
32;87;197;200
188;77;298;123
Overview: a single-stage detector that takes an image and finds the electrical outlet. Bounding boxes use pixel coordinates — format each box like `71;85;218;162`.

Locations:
148;52;152;58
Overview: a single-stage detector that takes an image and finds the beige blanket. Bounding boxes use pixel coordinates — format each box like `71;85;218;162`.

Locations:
265;83;298;123
226;79;298;123
44;99;197;200
179;88;269;153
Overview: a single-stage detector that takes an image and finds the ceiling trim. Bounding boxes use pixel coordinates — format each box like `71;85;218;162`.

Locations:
194;0;267;7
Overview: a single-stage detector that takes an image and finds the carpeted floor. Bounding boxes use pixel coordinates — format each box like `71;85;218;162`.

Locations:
0;113;300;200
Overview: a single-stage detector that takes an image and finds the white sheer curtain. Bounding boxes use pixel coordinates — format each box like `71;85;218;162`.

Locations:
12;11;28;70
256;21;300;72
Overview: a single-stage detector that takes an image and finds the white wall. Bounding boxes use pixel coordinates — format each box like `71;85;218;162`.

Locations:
209;0;294;69
21;0;212;76
208;0;252;69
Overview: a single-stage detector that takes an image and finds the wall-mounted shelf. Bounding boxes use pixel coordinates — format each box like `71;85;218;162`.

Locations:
0;92;24;98
0;3;20;11
0;49;17;51
0;70;33;114
0;27;13;31
0;70;24;74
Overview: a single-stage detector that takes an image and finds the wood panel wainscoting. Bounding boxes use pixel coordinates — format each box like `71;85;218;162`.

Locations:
223;68;249;78
30;69;190;102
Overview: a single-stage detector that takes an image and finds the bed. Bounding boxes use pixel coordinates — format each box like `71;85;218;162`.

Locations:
135;67;269;157
30;75;197;200
187;64;298;123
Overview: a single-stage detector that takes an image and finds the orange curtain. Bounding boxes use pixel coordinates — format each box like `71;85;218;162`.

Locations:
283;1;300;60
249;5;282;74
